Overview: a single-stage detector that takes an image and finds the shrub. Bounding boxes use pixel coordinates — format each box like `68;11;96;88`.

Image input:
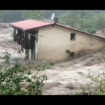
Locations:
66;50;71;54
66;50;75;57
77;72;105;95
0;52;47;95
34;62;55;71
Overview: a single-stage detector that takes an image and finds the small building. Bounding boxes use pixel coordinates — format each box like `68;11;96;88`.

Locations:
9;19;105;62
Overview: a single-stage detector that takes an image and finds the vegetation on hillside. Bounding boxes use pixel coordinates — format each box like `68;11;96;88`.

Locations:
59;10;105;33
0;10;105;33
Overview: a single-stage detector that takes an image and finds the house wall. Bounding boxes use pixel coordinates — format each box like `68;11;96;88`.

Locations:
37;25;105;62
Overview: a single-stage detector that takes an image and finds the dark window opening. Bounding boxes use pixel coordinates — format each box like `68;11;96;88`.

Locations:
70;33;76;40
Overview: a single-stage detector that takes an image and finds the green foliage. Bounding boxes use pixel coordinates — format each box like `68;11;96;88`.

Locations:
0;10;44;22
95;12;105;30
86;28;97;34
0;10;105;33
0;52;47;95
66;50;75;57
59;11;81;28
59;10;105;33
77;72;105;95
66;50;71;54
4;52;10;65
23;10;44;20
0;10;25;22
34;62;55;71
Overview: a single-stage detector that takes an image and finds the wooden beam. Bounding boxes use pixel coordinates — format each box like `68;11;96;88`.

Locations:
13;28;16;41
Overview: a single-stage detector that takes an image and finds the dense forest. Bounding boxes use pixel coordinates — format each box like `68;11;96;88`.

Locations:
1;10;105;33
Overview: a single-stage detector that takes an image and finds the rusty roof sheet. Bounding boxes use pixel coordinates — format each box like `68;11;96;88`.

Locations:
9;19;105;40
10;19;54;30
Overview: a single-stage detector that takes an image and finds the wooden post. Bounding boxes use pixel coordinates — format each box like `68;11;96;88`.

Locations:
29;49;31;60
25;49;29;59
24;31;30;60
13;28;15;41
19;30;23;53
13;28;16;41
30;30;38;61
19;45;21;54
31;49;35;60
35;32;38;61
29;31;35;60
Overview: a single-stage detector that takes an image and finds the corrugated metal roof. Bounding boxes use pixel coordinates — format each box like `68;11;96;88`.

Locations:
10;19;54;30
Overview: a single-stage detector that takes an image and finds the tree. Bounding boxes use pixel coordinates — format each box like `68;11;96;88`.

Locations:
59;10;80;28
23;10;44;20
0;10;25;22
95;12;105;30
0;10;45;22
59;10;98;33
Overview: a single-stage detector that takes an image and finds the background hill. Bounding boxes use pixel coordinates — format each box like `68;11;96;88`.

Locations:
1;10;105;33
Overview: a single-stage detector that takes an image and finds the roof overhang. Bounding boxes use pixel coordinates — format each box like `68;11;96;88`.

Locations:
55;23;105;40
9;19;54;31
9;19;105;40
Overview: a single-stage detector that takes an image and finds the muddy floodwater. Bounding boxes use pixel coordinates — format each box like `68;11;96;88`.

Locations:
1;24;105;95
0;24;22;63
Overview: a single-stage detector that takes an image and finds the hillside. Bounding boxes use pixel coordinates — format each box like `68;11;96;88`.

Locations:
1;10;105;34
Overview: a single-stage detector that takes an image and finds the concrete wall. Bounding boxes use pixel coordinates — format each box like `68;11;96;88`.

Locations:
37;25;105;62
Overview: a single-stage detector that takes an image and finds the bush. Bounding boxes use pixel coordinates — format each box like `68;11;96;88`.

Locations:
77;72;105;95
66;50;75;57
34;62;55;71
0;52;47;95
66;50;71;54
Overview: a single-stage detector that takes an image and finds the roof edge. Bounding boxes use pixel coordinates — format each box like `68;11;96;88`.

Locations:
55;23;105;39
9;19;105;39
